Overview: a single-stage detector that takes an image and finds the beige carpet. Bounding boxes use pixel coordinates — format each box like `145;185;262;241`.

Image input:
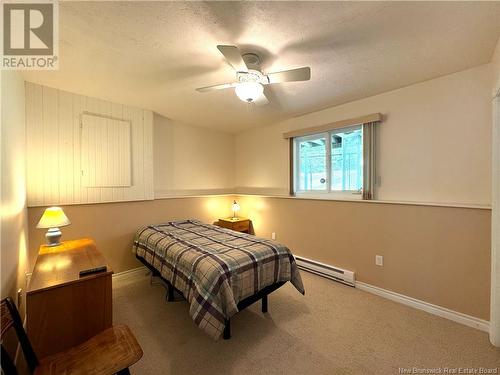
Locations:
113;271;500;375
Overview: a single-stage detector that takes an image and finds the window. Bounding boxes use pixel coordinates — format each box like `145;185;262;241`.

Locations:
293;125;367;199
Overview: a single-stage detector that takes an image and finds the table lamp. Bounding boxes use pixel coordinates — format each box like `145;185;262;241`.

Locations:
231;200;240;219
36;207;71;246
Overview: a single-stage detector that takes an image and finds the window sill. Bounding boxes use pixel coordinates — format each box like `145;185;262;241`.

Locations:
294;192;363;200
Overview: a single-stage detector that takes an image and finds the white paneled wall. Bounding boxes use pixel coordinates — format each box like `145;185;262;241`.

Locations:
25;82;154;206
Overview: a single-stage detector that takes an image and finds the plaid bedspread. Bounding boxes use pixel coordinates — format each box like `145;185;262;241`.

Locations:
132;219;305;340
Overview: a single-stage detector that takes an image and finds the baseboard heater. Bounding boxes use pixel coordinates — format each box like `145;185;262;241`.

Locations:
295;256;355;287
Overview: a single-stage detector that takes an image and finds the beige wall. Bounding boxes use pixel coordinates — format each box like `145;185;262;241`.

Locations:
236;195;491;320
154;113;234;197
1;71;28;301
25;193;492;320
235;64;493;206
27;196;234;274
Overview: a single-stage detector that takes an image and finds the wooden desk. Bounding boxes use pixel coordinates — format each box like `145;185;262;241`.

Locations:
216;217;251;233
26;239;113;359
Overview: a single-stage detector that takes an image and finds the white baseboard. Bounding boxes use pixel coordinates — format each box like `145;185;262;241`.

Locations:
356;281;490;332
112;266;147;280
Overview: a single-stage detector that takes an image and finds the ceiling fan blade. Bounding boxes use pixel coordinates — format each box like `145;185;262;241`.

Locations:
253;92;269;106
196;82;238;93
217;45;248;73
267;67;311;84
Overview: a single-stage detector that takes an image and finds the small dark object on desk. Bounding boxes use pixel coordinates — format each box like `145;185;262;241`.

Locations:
79;265;107;277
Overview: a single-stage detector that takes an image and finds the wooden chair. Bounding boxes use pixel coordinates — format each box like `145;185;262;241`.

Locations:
1;297;143;375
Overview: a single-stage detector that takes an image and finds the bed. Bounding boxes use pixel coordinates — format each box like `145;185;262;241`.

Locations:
132;219;305;340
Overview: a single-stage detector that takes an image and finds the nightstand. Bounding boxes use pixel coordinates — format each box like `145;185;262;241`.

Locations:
217;217;251;233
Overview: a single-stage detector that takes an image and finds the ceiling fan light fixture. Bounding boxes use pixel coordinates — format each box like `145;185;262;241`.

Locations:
195;45;311;107
235;82;263;103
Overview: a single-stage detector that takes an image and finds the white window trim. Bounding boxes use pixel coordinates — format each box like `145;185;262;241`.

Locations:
293;124;364;200
294;191;363;200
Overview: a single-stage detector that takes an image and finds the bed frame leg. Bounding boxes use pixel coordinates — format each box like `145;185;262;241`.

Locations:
223;319;231;340
262;294;268;313
165;281;175;302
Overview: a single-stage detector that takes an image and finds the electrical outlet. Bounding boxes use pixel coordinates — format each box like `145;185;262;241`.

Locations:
375;255;383;266
271;232;276;240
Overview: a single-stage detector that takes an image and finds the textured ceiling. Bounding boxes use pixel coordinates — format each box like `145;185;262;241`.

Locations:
23;1;500;133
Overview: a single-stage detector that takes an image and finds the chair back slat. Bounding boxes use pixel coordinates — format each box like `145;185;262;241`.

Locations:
1;299;14;338
0;298;39;374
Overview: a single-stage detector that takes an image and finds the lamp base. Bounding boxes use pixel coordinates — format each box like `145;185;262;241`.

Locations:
45;227;62;246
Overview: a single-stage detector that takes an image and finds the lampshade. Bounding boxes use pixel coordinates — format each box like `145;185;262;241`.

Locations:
36;207;71;229
232;200;240;213
235;82;263;103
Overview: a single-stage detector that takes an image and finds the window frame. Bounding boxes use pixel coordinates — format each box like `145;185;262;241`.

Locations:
293;124;364;200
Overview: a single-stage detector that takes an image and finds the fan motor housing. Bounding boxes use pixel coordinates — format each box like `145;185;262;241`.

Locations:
242;53;261;68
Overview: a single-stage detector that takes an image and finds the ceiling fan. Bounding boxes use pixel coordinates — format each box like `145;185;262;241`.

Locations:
196;45;311;105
